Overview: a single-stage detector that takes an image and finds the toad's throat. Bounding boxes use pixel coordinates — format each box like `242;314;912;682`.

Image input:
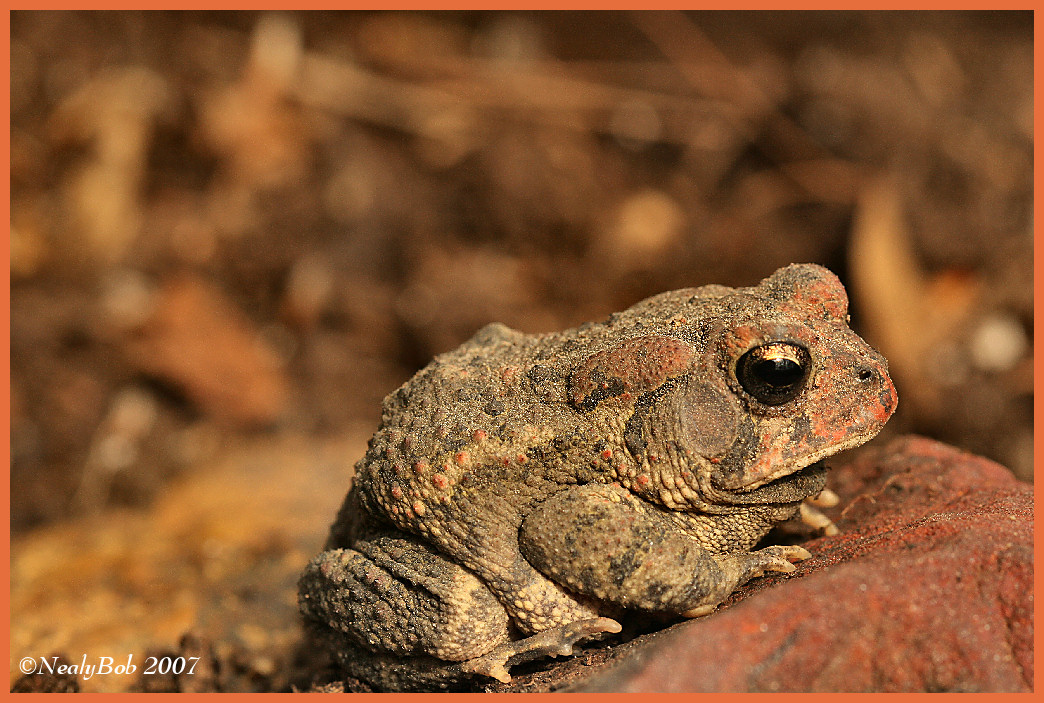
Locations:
706;461;828;506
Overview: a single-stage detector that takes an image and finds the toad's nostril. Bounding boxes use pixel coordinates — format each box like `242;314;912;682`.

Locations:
857;368;875;382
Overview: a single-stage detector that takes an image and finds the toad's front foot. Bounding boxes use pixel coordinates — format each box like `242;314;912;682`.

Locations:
682;544;812;618
459;617;622;683
799;488;841;535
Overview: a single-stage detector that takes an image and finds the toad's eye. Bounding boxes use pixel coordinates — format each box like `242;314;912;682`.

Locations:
735;342;811;406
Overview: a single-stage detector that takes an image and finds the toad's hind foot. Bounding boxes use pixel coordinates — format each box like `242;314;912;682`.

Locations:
459;617;622;683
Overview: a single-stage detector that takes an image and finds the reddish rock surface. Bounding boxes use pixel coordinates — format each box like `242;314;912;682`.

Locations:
572;436;1032;692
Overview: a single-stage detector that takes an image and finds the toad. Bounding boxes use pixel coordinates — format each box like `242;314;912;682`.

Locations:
299;263;897;690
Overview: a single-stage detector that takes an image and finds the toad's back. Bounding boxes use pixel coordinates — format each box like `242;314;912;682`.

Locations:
352;286;717;536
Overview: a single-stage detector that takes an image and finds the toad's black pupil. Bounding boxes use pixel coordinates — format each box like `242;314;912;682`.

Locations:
756;357;803;387
735;342;811;405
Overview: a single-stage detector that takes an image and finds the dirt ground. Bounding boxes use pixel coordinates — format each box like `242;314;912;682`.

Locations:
9;10;1032;692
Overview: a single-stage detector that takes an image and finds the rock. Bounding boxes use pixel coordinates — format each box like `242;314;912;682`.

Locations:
571;436;1032;692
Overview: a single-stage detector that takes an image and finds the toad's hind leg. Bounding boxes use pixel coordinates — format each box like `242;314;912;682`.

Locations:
299;532;620;690
299;532;512;663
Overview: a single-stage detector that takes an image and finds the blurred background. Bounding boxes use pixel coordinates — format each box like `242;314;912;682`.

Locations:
9;10;1032;692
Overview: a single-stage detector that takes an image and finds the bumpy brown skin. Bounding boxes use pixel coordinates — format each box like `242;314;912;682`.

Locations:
299;264;897;691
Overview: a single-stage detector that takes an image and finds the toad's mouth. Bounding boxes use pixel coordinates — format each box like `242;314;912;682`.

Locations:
712;460;828;506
